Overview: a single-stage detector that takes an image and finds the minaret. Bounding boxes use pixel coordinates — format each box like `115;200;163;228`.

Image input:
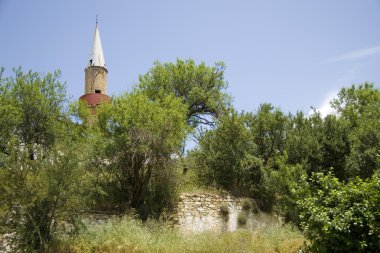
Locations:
80;19;111;110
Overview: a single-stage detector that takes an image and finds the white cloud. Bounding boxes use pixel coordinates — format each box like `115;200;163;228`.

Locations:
327;45;380;63
309;90;338;118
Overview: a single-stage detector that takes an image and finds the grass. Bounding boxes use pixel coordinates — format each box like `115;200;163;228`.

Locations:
52;216;304;253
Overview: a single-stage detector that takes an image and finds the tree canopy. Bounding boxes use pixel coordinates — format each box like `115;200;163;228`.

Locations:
137;59;231;127
0;67;69;157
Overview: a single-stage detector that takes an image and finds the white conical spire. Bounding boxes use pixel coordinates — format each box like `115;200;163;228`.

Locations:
88;21;106;69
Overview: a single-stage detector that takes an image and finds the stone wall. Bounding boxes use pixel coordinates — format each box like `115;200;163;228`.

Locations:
173;192;282;234
173;193;243;233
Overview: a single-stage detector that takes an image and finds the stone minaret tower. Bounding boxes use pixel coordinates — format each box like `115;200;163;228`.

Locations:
80;20;111;110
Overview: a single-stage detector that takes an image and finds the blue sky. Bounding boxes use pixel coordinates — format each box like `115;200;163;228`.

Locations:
1;0;380;116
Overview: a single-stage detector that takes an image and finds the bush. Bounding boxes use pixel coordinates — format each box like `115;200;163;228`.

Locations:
294;171;380;252
237;211;248;227
219;204;229;220
242;198;253;211
0;141;94;251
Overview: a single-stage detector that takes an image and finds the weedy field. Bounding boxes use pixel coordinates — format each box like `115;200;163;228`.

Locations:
52;217;304;253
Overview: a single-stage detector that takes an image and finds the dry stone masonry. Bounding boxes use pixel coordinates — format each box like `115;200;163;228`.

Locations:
174;193;242;233
173;192;282;233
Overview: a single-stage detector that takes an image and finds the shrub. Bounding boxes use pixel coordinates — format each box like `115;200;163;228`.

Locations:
237;211;248;227
294;171;380;252
0;141;94;251
219;204;229;220
242;198;253;211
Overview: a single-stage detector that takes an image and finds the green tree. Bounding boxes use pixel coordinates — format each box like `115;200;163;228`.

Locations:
332;83;380;179
345;106;380;179
286;111;351;179
96;92;189;217
192;110;257;193
137;59;230;127
320;115;350;180
331;83;379;128
285;111;323;173
248;103;289;167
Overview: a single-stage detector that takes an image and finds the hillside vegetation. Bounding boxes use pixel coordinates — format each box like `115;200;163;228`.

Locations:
0;61;379;252
52;217;304;253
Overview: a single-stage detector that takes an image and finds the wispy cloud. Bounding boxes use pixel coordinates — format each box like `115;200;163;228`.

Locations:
309;90;338;118
327;45;380;63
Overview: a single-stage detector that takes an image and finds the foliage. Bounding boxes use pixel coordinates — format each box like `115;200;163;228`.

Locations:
0;68;95;251
53;217;304;253
175;156;205;193
287;84;379;181
331;83;379;127
263;163;306;222
0;141;94;252
191;109;256;192
219;204;229;218
285;111;323;173
0;67;69;154
332;83;380;179
293;171;380;252
248;103;289;167
137;59;231;127
346;114;380;179
237;211;248;227
95;92;189;218
241;198;253;212
319;115;350;179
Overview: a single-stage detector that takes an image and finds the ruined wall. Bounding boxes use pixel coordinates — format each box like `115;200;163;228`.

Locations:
173;193;242;233
173;193;281;233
